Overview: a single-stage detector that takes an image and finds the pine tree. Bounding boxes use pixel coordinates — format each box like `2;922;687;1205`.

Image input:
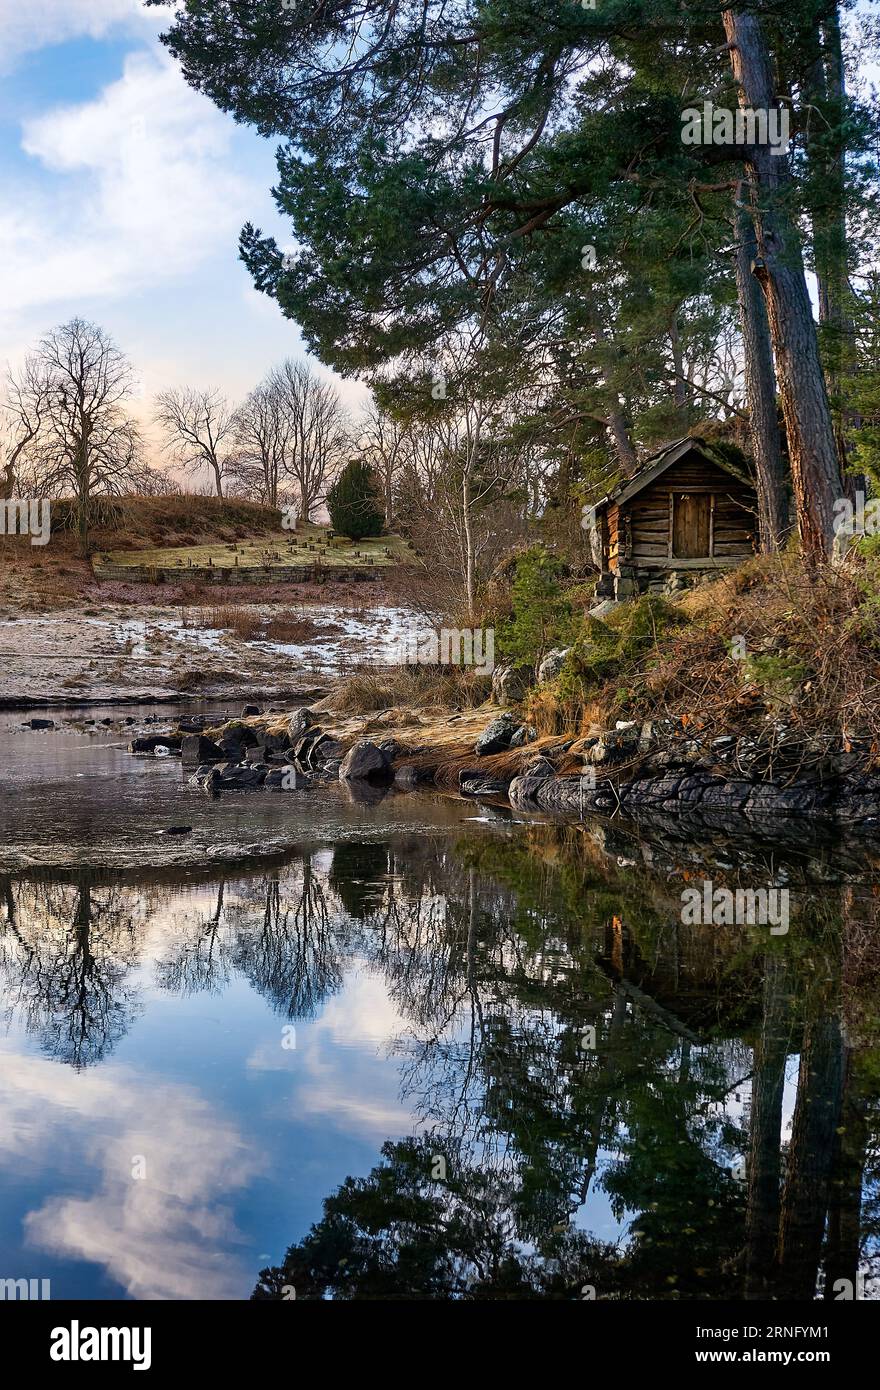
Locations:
326;458;384;540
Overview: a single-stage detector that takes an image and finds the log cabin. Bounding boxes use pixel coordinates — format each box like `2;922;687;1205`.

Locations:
589;438;758;600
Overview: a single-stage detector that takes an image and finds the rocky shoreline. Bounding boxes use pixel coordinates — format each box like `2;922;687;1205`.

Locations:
124;702;880;836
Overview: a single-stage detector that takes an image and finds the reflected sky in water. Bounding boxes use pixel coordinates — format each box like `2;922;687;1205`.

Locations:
1;713;879;1300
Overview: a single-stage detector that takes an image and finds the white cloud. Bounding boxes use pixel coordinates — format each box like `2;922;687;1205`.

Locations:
0;0;150;75
0;50;256;333
0;1046;264;1300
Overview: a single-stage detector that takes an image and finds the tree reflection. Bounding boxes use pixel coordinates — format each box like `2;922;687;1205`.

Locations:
5;814;880;1300
0;872;143;1068
249;823;880;1300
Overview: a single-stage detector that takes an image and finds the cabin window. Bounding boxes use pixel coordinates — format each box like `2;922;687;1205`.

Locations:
670;492;712;560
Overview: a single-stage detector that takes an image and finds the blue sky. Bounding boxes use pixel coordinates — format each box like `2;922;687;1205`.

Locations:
0;1;364;464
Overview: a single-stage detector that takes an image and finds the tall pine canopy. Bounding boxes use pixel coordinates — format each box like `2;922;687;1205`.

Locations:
147;0;880;557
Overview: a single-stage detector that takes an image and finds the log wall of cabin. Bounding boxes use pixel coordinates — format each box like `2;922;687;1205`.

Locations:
606;502;621;570
626;460;756;569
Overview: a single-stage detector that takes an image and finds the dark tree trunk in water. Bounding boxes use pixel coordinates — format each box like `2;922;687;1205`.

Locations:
744;954;790;1297
777;1013;846;1298
734;205;788;549
823;1049;869;1298
722;8;843;560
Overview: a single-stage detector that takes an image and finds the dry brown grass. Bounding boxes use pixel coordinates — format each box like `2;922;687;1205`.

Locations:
200;606;264;641
262;615;338;643
85;494;282;551
331;663;493;713
537;551;880;770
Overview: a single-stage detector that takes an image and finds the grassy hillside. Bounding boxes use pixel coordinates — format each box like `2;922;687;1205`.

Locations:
0;496;413;610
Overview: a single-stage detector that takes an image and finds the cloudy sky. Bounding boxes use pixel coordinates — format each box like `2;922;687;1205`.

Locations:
0;1;360;460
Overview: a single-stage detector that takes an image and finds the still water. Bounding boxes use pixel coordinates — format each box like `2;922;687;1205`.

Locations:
0;711;878;1299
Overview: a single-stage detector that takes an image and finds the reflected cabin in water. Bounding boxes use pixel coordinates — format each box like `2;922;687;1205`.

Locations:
590;438;759;601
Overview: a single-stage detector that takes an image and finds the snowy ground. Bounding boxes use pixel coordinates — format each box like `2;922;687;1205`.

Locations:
0;603;423;706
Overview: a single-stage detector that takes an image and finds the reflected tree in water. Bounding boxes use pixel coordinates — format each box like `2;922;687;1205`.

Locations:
250;823;880;1300
229;857;343;1019
0;873;143;1067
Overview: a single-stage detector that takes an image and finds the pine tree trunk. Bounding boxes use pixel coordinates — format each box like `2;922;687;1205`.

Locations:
588;304;637;471
734;205;788;548
805;10;864;495
722;8;843;560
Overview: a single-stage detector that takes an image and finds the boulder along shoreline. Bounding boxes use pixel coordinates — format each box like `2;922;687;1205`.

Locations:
123;702;880;838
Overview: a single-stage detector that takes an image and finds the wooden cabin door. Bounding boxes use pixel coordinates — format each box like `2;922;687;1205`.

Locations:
671;492;711;559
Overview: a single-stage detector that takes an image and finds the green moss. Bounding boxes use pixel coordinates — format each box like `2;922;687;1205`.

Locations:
556;595;685;707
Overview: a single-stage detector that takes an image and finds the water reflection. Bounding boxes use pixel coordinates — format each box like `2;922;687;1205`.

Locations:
1;815;879;1300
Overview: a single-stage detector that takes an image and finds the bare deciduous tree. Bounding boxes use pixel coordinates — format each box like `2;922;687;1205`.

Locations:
360;399;412;529
5;318;142;550
232;378;291;508
2;356;53;498
271;360;349;521
154;385;237;498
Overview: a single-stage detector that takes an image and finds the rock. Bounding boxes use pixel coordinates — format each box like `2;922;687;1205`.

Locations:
160;825;193;836
394;764;432;787
525;756;555;779
292;728;323;761
491;663;533;704
588;599;618;620
287;708;315;742
215;763;266;789
525;774;598;815
258;728;293;752
27;718;55;729
129;734;182;754
191;768;221;793
585;727;638;765
245;746;267;764
308;735;344;768
508;775;542;809
339;740;392;781
509;725;537;748
459;776;511;798
663;570;689;595
744;784;829;816
181;734;223;765
475;712;519;756
265;766;310;791
537;648;570;683
378;738;404;757
241;704;261;717
177;715;209;733
216;722;259;758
